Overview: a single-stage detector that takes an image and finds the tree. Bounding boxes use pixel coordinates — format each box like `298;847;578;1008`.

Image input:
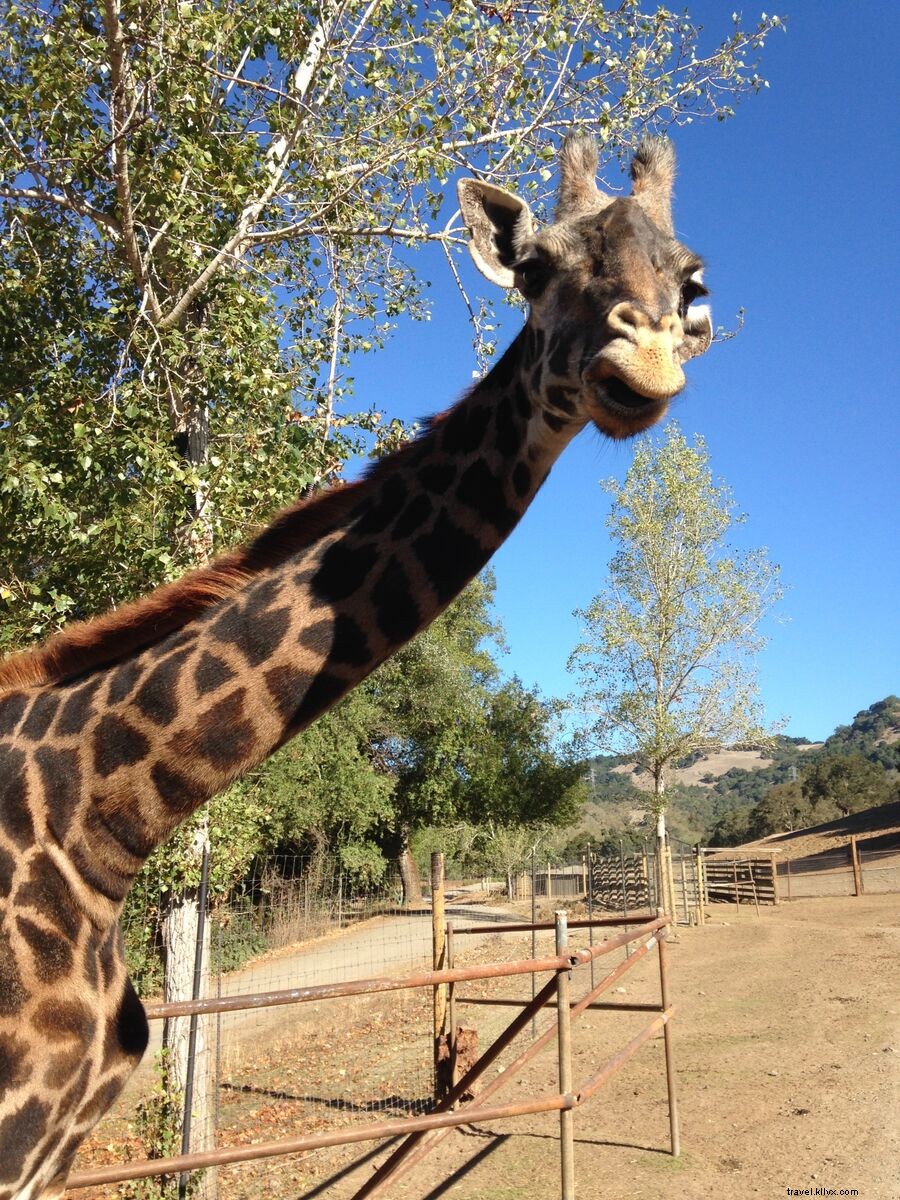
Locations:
568;423;783;913
364;573;502;902
464;678;586;827
800;754;894;820
1;2;782;647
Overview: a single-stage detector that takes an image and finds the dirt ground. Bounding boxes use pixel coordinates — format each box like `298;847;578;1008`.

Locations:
73;895;899;1199
329;895;899;1200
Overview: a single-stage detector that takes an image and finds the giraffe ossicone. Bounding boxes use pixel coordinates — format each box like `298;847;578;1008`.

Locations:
0;132;712;1197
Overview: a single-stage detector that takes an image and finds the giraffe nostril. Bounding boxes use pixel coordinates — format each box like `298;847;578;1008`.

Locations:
606;302;648;341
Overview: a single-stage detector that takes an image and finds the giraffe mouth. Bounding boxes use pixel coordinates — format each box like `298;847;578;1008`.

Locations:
585;372;671;439
600;376;661;411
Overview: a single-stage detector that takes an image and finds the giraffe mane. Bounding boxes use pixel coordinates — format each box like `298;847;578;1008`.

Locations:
0;421;441;696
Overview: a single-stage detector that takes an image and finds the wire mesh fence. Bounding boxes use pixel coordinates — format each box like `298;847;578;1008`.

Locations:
71;835;899;1195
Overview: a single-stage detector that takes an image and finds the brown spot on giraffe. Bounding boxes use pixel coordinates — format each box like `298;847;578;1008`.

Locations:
0;132;713;1194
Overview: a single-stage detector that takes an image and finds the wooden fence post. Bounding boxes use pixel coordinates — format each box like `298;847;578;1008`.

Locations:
693;845;706;925
849;836;863;896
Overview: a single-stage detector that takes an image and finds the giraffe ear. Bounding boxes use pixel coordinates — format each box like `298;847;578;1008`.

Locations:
457;179;535;289
630;135;676;236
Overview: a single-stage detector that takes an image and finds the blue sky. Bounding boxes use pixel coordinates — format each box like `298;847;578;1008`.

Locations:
348;3;899;743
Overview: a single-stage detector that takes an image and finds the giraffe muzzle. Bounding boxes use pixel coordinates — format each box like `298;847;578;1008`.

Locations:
588;302;687;403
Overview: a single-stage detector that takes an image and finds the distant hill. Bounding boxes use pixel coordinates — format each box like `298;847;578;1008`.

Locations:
582;696;899;849
736;798;900;862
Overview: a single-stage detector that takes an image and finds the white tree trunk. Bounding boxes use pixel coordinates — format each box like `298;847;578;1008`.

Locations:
162;848;216;1198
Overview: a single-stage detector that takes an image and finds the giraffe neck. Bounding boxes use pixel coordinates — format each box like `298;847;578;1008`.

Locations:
9;328;584;917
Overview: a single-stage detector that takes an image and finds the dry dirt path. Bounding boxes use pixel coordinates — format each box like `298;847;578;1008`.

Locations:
331;895;899;1200
145;903;514;1056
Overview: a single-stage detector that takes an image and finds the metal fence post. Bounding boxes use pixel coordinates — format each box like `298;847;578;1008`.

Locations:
531;848;537;1040
587;843;595;983
657;930;680;1157
446;920;457;1105
555;911;576;1199
431;852;446;1097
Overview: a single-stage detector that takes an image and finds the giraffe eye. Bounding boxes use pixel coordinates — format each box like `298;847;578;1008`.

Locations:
514;257;550;296
679;277;709;315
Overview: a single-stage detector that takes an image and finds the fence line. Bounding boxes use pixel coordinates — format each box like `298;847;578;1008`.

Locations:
67;916;673;1194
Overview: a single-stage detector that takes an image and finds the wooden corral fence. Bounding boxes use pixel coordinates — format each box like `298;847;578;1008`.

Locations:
699;850;778;911
589;850;653;914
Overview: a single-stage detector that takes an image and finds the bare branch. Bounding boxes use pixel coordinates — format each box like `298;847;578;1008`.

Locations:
0;184;121;237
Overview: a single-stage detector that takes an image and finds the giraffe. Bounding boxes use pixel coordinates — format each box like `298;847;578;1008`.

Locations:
0;132;712;1197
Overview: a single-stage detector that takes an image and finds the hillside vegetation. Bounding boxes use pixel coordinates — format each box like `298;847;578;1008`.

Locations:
578;696;899;851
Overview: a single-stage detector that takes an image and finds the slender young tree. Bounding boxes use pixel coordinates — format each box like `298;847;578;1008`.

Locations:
568;424;783;912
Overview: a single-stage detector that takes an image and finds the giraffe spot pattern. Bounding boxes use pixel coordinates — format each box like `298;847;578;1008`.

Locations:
69;838;131;902
414;513;490;604
146;628;194;659
191;689;255;770
353;474;408;536
243;574;284;610
329;615;371;667
55;1058;93;1121
493;396;523;457
490;338;524;387
371;557;420;644
151;761;195;815
524;325;546;365
134;646;192;725
34;745;80;844
393;494;433;539
19;691;61;741
92;714;149;777
297;618;333;656
420;463;456;494
55;675;102;736
207;602;250;648
547;331;572;375
0;1097;51;1185
311;540;379;604
264;663;314;722
545;385;577;414
44;1047;86;1090
239;605;292;669
0;745;34;848
0;846;14;898
15;854;80;941
32;997;96;1044
81;934;100;990
193;651;235;696
0;920;27;1014
543;410;566;433
0;1031;30;1093
441;403;492;455
16;915;72;983
77;1076;124;1126
0;691;27;736
513;461;532;497
514;381;532;418
106;658;143;705
291;670;346;730
85;799;155;861
98;925;120;990
455;460;518;536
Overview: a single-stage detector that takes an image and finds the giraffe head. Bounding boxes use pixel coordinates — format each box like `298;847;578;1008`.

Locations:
458;132;712;439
